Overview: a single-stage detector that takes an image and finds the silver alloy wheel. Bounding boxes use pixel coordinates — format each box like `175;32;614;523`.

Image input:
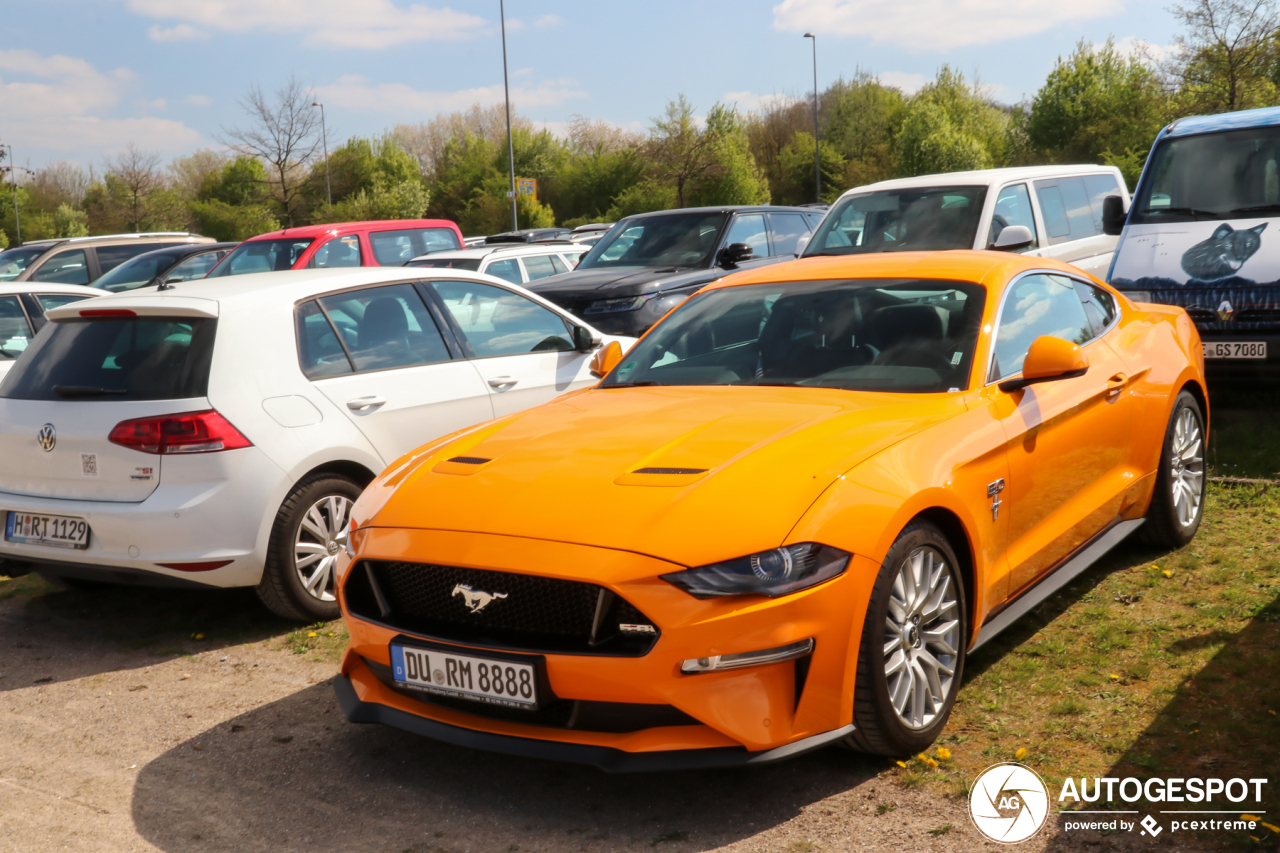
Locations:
883;545;961;730
1170;406;1205;528
293;494;352;602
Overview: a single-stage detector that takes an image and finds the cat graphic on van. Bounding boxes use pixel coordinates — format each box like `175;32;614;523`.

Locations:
1181;222;1267;281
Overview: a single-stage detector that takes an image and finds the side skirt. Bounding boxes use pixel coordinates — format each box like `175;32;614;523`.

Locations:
970;518;1145;653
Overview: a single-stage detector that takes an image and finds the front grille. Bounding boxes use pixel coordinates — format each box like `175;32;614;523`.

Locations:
364;658;696;732
345;560;659;656
1185;307;1217;323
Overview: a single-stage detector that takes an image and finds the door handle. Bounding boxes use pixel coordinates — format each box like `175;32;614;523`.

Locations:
346;396;386;411
1106;373;1127;396
487;376;518;388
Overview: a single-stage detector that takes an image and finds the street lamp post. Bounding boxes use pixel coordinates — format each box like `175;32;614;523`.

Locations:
311;102;331;206
803;32;820;203
500;0;518;231
3;144;19;244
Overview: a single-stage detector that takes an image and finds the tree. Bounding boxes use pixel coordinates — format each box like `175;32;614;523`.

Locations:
777;132;847;204
542;116;645;223
169;149;229;199
821;73;906;190
744;96;814;203
103;144;165;232
188;156;280;241
646;96;723;208
682;103;770;207
221;77;324;225
1169;0;1280;113
897;67;1009;176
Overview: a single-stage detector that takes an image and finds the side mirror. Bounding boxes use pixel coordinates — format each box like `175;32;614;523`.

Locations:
717;242;754;268
998;335;1089;393
990;224;1034;252
572;324;599;352
794;233;811;257
1102;195;1127;236
589;340;624;378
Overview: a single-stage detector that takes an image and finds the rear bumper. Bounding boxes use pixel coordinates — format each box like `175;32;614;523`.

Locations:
1198;332;1280;378
334;667;853;773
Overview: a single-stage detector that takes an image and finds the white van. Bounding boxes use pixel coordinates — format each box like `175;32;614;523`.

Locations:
1106;106;1280;374
803;166;1129;279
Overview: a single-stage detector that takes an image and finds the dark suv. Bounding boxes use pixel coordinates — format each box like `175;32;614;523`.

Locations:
529;206;824;335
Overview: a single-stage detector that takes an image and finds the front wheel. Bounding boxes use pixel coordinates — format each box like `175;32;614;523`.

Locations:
256;474;361;622
844;521;967;755
1139;390;1206;549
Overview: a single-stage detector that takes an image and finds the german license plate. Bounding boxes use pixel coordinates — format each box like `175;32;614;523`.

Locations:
1203;341;1266;359
390;644;537;709
5;511;90;549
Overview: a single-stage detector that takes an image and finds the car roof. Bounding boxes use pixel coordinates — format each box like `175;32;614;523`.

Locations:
19;232;212;248
0;282;103;297
624;205;819;221
245;220;461;240
410;243;587;261
1165;105;1280;138
125;242;240;260
839;165;1124;197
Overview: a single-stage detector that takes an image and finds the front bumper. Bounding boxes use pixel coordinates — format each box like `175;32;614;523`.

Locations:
338;527;875;762
1197;332;1280;378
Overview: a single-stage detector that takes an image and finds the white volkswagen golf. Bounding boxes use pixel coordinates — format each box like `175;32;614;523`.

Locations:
0;268;632;620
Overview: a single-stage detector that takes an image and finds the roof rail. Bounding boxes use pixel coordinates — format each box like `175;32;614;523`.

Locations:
20;231;200;247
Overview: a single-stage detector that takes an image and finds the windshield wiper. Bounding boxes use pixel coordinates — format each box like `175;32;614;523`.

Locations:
605;381;665;388
53;385;128;398
1139;206;1221;219
1228;204;1280;216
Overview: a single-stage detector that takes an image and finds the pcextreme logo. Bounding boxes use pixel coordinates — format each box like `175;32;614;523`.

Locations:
969;763;1051;843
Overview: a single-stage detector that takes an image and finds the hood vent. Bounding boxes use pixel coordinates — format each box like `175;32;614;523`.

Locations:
448;456;491;465
632;467;707;475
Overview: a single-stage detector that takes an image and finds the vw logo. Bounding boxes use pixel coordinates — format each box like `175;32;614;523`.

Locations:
37;424;56;452
1218;300;1235;322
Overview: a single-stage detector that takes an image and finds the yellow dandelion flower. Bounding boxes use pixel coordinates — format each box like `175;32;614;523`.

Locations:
937;747;952;760
896;760;907;768
194;633;205;640
1162;569;1173;578
307;632;317;638
1110;673;1121;681
1243;814;1260;821
927;759;939;768
1015;747;1027;760
1191;730;1199;734
1269;709;1276;716
1261;821;1279;833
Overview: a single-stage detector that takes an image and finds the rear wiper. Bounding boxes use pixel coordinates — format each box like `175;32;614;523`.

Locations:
1139;206;1221;219
53;385;128;398
1228;204;1280;215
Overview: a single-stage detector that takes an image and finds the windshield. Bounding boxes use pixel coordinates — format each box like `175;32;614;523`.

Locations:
1132;125;1280;223
603;278;985;393
404;257;482;271
93;252;178;292
577;211;728;270
207;238;313;277
0;247;48;282
805;187;988;255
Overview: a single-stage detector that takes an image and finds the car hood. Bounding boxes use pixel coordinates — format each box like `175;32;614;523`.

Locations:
364;386;963;567
529;266;716;300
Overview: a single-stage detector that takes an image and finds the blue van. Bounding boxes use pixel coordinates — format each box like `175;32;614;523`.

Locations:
1108;106;1280;374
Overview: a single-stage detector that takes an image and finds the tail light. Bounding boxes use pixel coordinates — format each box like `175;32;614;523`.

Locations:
108;410;252;454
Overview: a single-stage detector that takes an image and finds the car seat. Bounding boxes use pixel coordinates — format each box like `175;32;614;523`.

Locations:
867;304;947;367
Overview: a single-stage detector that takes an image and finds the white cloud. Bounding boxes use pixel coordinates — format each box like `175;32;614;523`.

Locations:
126;0;488;48
0;48;201;154
147;23;208;41
722;91;795;111
878;72;929;94
141;97;167;110
1112;36;1175;63
772;0;1121;49
185;94;211;106
535;14;562;27
315;75;586;115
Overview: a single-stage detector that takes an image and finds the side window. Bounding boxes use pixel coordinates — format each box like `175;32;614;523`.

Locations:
990;274;1093;382
561;251;585;269
989;184;1039;250
1074;281;1119;337
1083;174;1123;233
767;213;809;257
167;251;226;282
483;258;523;284
1033;177;1097;244
308;235;362;269
722;214;768;258
94;244;157;275
430;280;573;357
30;249;90;284
521;254;561;282
295;300;354;379
318;284;451;372
368;228;460;265
0;295;33;358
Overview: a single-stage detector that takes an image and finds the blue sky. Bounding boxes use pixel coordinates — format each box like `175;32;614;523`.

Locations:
3;0;1184;170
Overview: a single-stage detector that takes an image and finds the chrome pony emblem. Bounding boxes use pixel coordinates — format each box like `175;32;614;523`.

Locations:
37;424;56;452
1218;300;1235;322
451;583;508;614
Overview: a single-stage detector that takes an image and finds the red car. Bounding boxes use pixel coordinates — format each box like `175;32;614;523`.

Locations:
207;219;464;278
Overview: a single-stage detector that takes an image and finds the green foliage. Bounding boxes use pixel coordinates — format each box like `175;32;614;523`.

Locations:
821;73;906;190
683;103;770;207
188;199;281;242
1100;148;1148;191
605;181;677;220
313;176;430;223
777;132;846;204
897;66;1008;177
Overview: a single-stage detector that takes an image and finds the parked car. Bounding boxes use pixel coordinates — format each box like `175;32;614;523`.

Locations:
530;205;825;336
335;249;1206;769
1106;105;1280;376
91;243;239;293
566;223;614;247
206;220;464;278
0;233;216;286
0;268;632;621
463;237;489;248
404;242;588;285
0;282;101;380
804;166;1129;280
485;227;572;244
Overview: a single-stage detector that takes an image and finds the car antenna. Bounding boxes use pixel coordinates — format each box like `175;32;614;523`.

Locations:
155;274;175;291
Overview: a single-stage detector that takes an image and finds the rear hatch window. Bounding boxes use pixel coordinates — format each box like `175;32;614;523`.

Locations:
0;317;216;401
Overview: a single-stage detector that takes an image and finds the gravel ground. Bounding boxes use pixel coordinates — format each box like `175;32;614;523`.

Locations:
0;583;1212;853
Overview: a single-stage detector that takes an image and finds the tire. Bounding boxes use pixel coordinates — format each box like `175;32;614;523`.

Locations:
1138;390;1206;549
256;473;361;622
844;520;967;756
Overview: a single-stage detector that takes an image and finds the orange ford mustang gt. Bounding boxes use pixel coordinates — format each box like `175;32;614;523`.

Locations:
334;251;1206;771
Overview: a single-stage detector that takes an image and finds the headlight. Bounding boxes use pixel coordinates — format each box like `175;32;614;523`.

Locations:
584;296;648;315
661;543;850;598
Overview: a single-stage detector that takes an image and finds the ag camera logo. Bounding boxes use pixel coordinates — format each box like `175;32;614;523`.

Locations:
970;763;1051;844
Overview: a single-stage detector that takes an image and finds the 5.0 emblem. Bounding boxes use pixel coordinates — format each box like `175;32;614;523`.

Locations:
452;583;508;614
37;424;56;452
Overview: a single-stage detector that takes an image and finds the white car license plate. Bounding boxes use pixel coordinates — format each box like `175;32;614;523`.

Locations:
5;511;90;550
1203;341;1267;359
390;644;537;709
